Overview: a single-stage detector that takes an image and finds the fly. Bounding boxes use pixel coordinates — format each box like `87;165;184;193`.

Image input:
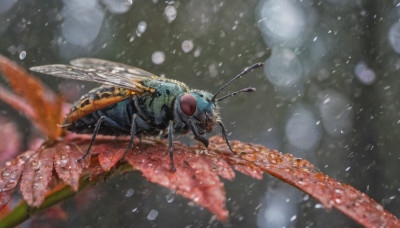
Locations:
30;58;263;171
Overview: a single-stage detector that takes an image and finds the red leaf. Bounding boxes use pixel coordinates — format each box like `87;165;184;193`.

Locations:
0;204;10;219
0;133;399;227
208;136;400;227
125;141;229;221
54;143;88;191
0;54;64;140
233;164;263;180
0;151;34;209
20;147;56;207
95;143;125;171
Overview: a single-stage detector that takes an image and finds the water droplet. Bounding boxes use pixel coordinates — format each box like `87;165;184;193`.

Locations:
345;166;350;172
314;203;323;209
164;5;177;23
354;61;376;85
136;21;147;37
7;46;17;55
290;215;297;222
181;40;194;53
32;161;40;170
165;192;175;203
125;188;134;197
323;97;330;104
208;63;218;78
375;204;383;212
19;51;26;60
232;20;238;30
313;36;318;42
147;209;159;220
151;51;165;65
193;48;201;57
132;207;138;212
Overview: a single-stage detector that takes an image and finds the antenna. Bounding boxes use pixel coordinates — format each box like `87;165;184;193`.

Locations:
212;63;264;102
215;87;256;102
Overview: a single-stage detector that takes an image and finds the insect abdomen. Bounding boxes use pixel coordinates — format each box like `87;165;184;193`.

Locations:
66;98;135;135
64;86;133;124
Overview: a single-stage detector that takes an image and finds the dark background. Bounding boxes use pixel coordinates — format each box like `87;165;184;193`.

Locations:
0;0;399;227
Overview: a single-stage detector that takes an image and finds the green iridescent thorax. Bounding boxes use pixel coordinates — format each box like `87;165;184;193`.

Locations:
191;90;215;117
136;78;189;127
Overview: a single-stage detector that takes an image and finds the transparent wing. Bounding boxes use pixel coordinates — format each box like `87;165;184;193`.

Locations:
29;64;151;92
70;58;157;80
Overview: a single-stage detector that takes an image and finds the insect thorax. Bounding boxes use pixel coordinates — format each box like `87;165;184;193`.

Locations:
135;79;188;128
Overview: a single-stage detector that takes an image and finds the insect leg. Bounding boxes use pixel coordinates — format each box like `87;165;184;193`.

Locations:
77;116;106;162
168;121;176;172
216;120;234;153
97;110;129;133
188;119;209;147
122;114;137;159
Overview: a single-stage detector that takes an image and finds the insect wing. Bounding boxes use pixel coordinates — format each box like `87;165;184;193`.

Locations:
70;58;157;80
29;64;152;94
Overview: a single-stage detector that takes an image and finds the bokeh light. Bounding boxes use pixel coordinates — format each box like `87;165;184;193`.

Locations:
61;0;104;47
264;48;303;88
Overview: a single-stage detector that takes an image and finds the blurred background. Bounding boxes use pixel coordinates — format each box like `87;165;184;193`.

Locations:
1;0;400;227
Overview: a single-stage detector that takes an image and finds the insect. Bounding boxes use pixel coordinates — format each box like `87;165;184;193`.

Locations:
30;58;263;171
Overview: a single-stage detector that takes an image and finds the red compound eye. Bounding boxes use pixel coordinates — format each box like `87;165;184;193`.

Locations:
180;94;197;116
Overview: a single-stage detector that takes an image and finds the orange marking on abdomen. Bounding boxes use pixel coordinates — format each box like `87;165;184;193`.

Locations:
64;95;129;123
63;86;149;124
